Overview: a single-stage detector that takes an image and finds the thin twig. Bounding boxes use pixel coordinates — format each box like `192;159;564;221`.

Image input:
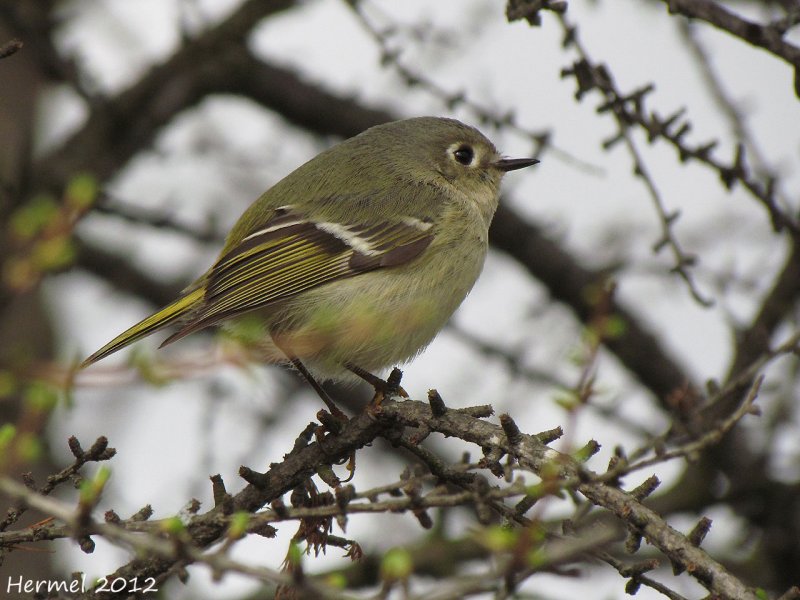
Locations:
0;38;23;59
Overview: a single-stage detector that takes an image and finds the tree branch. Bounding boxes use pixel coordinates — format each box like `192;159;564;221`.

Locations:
2;398;760;600
663;0;800;97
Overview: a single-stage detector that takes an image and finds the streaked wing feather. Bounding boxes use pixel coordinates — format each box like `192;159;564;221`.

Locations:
207;224;347;302
160;207;434;345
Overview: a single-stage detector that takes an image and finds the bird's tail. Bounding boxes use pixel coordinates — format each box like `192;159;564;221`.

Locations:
80;288;205;368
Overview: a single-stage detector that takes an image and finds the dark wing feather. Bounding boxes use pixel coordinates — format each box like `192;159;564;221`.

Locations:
160;207;434;345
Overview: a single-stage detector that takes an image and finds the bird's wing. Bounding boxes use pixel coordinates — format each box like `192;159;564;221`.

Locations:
160;205;435;345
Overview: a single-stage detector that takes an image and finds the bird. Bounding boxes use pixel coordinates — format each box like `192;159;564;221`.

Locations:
80;117;538;408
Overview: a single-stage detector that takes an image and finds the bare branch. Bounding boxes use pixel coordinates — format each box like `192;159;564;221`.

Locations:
0;38;22;59
663;0;800;97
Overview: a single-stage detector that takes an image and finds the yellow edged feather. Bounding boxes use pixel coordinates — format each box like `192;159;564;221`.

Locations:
80;287;204;368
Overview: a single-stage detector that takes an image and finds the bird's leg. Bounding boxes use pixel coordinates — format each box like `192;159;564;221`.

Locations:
345;363;388;389
271;334;348;421
287;355;348;420
346;364;408;404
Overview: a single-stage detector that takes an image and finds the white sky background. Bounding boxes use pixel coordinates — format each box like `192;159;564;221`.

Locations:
38;0;800;597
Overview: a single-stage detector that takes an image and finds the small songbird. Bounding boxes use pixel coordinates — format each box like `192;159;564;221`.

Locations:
81;117;538;403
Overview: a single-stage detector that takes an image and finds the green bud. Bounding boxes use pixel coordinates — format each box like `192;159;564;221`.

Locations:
0;371;17;398
480;525;518;552
160;516;186;535
18;432;43;463
8;195;58;240
380;547;413;582
286;539;303;567
32;236;76;271
227;512;250;539
0;424;16;448
65;173;98;209
526;547;548;568
323;573;347;589
24;381;59;413
80;467;111;503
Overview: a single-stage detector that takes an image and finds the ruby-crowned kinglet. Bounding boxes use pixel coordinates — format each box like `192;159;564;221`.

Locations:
81;117;537;398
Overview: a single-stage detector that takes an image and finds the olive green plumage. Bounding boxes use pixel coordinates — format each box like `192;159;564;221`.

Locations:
81;117;537;380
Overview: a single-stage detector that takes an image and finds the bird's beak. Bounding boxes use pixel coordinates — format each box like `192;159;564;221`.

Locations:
492;157;540;172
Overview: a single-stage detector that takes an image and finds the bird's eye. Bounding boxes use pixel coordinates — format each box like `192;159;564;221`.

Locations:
453;145;475;166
